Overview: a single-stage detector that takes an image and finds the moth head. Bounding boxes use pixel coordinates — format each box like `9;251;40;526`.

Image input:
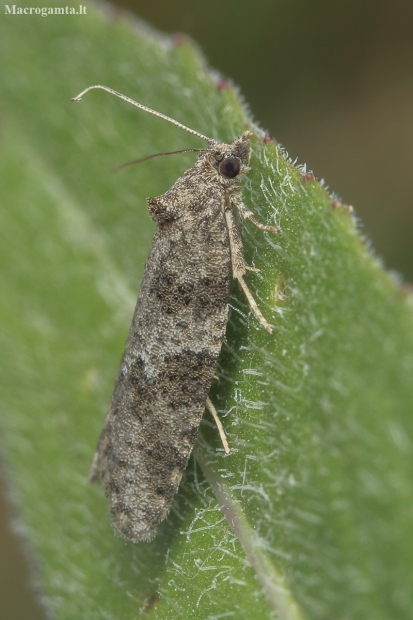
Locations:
207;131;252;183
72;86;254;183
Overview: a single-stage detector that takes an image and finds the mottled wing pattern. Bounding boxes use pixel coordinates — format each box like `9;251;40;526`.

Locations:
89;167;232;541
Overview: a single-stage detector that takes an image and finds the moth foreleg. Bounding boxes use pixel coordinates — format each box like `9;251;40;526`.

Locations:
233;198;280;234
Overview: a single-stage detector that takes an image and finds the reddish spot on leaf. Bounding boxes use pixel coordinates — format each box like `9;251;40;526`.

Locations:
263;135;275;144
172;32;188;45
217;79;231;90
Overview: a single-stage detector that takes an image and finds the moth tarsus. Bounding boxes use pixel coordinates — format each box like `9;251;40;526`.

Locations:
205;397;230;455
73;85;279;542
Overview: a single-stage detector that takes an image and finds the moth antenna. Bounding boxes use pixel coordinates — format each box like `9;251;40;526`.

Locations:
72;85;214;143
114;148;208;172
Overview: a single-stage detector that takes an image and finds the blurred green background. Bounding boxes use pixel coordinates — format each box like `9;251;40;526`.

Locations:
1;0;413;618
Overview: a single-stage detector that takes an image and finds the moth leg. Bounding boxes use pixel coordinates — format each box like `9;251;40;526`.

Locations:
233;198;280;234
237;277;273;334
205;397;230;454
224;208;273;334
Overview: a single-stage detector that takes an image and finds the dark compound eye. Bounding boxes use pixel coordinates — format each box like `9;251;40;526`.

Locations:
218;157;240;178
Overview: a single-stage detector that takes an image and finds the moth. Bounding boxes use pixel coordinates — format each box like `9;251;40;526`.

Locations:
72;85;278;541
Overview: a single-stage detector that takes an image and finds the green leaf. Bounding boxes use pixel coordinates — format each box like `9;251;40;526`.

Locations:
1;2;413;619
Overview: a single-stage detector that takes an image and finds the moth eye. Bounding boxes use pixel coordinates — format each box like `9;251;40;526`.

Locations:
219;157;240;178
